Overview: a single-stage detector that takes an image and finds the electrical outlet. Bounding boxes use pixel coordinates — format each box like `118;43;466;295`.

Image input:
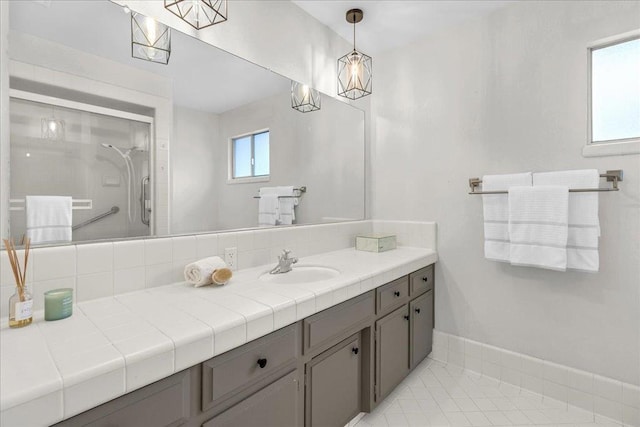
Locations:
224;247;237;270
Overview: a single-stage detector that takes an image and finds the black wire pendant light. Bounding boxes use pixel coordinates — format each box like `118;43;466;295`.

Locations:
291;81;321;113
337;9;372;100
131;12;171;64
164;0;227;30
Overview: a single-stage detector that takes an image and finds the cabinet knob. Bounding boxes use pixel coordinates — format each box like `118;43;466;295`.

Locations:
394;291;401;297
422;277;429;282
415;308;421;314
403;315;410;321
352;347;359;355
257;358;268;369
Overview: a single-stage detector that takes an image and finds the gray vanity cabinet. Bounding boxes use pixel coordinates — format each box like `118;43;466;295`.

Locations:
410;289;434;369
306;334;362;427
202;371;300;427
375;305;410;401
54;264;435;427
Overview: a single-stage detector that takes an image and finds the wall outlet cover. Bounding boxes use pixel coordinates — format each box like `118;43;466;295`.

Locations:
225;247;237;270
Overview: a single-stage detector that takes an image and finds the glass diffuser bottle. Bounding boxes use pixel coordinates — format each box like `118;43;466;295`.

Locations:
3;238;33;328
9;285;33;328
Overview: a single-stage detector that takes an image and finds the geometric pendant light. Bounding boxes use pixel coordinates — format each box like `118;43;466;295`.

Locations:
291;81;321;113
131;12;171;65
337;8;372;100
164;0;228;30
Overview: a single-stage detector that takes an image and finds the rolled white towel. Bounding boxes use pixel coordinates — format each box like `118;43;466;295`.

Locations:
184;256;227;287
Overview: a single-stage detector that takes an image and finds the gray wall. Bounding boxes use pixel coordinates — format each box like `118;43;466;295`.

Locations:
371;0;640;385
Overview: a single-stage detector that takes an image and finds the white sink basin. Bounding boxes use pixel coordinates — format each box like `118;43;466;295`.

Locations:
259;265;340;284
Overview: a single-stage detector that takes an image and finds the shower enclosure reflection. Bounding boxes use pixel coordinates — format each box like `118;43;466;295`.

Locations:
9;96;152;242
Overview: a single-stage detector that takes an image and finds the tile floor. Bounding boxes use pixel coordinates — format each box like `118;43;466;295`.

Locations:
355;358;623;427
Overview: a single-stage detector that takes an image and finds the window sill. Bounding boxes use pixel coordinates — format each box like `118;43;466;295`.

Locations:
227;176;270;185
582;139;640;157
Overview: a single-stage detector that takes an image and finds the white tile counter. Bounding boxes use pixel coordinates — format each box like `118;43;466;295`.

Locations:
0;246;437;426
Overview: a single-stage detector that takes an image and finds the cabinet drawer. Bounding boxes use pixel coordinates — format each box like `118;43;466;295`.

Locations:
202;324;298;412
54;370;191;427
304;291;374;354
409;265;434;296
376;276;409;314
203;371;300;427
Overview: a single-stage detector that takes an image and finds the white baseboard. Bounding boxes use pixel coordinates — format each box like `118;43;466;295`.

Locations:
432;330;640;427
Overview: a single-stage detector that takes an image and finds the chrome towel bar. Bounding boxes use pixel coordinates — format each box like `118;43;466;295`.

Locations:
253;186;307;199
468;170;623;194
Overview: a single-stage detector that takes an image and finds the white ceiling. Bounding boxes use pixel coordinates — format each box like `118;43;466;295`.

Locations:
9;1;289;114
293;1;515;55
9;1;516;112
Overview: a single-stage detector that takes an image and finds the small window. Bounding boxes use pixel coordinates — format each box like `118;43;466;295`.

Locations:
589;36;640;144
230;130;270;181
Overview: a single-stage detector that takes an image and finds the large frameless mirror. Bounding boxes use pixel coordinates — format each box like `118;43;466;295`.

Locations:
2;0;365;246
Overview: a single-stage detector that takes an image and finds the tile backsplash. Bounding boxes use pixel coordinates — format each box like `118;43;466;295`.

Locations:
0;220;437;318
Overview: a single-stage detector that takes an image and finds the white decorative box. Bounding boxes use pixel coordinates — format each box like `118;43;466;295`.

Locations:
355;234;397;253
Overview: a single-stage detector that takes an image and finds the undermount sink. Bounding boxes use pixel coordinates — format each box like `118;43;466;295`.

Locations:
259;265;340;284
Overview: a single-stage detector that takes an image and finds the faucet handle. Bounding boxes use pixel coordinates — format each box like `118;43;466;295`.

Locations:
281;249;292;259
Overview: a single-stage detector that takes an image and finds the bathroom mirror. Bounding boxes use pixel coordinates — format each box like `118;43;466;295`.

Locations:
3;0;365;246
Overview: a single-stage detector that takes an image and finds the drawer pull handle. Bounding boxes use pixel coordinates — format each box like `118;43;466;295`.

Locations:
394;291;401;297
415;308;421;314
403;315;410;321
352;347;359;355
257;358;268;369
422;277;429;282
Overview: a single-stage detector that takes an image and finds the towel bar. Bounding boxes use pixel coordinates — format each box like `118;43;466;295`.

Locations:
9;198;93;211
253;186;307;199
468;170;623;194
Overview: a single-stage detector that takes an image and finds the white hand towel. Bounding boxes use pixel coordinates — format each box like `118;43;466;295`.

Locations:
259;186;297;226
482;173;532;262
258;193;279;226
184;256;228;287
533;170;600;272
508;185;569;271
25;195;72;244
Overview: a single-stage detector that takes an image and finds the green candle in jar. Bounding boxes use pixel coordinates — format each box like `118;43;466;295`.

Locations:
44;288;73;321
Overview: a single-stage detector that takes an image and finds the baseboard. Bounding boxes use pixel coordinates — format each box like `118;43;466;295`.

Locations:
431;330;639;427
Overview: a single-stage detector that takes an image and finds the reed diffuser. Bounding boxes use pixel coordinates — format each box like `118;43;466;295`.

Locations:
3;238;33;328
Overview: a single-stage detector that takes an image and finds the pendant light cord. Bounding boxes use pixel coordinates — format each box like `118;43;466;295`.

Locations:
352;11;356;52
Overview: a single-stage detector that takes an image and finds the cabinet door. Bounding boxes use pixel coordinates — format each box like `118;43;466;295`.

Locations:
306;334;361;427
376;305;409;401
203;371;300;427
410;290;434;369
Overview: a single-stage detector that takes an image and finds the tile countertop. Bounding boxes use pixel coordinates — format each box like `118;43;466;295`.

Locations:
0;246;437;426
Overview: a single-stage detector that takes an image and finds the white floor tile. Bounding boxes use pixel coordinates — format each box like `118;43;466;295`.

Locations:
356;358;605;427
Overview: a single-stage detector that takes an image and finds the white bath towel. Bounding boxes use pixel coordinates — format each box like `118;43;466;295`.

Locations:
508;186;569;271
482;173;532;262
25;195;72;244
184;256;228;287
258;194;279;226
533;170;600;272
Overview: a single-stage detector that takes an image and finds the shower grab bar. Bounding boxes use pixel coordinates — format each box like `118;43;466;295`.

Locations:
72;206;119;231
9;198;93;211
141;176;151;226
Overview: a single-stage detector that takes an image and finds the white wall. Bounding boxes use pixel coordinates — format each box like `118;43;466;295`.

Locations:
372;0;640;385
214;90;365;230
171;105;220;234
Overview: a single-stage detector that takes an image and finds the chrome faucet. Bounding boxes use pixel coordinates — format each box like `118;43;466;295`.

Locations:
269;249;298;274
